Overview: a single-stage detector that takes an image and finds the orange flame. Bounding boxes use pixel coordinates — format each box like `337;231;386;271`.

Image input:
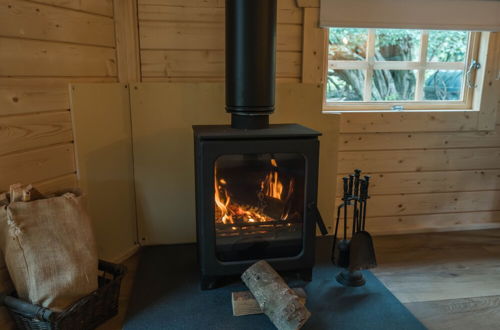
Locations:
214;170;233;224
261;159;283;200
214;158;295;225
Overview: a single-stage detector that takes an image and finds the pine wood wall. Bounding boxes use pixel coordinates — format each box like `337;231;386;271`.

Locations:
0;1;117;326
2;0;496;238
336;111;500;235
0;0;117;193
137;0;303;82
134;0;500;234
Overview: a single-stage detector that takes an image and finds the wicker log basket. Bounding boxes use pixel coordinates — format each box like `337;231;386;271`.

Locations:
0;260;126;330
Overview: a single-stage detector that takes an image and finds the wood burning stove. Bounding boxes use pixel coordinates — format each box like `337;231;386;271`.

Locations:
192;0;326;289
193;125;323;289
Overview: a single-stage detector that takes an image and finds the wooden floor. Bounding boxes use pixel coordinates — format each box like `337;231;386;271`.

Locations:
99;229;500;329
372;229;500;330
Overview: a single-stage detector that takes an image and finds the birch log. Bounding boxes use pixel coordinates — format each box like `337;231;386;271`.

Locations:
241;261;311;330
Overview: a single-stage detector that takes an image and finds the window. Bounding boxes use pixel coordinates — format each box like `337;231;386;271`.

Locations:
325;28;482;111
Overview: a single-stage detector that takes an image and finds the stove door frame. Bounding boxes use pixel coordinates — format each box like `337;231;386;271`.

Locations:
194;137;320;287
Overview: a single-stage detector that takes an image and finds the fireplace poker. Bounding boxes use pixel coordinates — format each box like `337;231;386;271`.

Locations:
332;177;350;268
361;175;371;230
352;169;361;236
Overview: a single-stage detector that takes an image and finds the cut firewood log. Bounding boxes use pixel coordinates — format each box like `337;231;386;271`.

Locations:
232;288;307;316
7;184;44;203
241;260;311;330
0;193;9;206
9;184;23;202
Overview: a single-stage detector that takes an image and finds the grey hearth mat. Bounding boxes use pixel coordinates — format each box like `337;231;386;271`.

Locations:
124;237;425;330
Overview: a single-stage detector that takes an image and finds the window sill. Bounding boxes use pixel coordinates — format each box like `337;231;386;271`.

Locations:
322;108;479;114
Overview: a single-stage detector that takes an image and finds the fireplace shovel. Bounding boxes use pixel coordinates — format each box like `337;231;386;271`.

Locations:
349;177;377;271
332;176;351;268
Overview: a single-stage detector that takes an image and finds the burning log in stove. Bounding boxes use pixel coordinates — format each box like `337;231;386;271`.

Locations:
214;158;299;228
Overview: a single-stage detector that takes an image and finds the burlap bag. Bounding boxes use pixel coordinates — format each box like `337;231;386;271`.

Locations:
0;204;15;329
0;192;98;312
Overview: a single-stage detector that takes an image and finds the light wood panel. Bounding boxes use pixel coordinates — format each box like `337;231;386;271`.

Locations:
301;8;326;84
366;211;500;235
136;0;304;81
336;170;500;196
29;0;113;17
339;126;500;151
139;0;219;6
0;77;116;116
141;76;301;83
296;0;319;7
0;38;117;77
338;148;500;173
130;83;338;245
114;0;141;82
0;143;75;191
70;83;137;261
138;0;302;24
0;111;73;156
139;21;302;51
34;173;79;194
338;111;479;133
140;0;300;9
0;78;70;115
336;190;500;218
475;33;500;130
141;50;301;78
0;0;115;47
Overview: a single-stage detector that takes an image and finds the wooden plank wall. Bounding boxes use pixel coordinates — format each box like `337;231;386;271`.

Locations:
337;110;500;235
0;0;117;192
334;33;500;235
0;0;117;326
137;0;303;82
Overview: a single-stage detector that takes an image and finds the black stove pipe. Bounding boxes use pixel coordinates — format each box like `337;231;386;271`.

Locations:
226;0;277;129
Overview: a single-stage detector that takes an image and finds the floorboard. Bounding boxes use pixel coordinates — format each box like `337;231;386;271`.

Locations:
405;295;500;330
372;229;500;303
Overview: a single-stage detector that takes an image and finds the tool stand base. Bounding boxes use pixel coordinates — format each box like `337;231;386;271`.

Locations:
336;270;366;287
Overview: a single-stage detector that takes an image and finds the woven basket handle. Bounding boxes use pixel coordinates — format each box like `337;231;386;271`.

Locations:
0;293;54;321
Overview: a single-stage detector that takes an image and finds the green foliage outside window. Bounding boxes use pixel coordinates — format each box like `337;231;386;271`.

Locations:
327;28;469;103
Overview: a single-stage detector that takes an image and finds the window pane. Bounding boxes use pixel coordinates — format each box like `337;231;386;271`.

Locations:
329;28;367;61
327;69;365;101
371;70;417;101
424;70;463;100
427;31;468;62
375;29;421;61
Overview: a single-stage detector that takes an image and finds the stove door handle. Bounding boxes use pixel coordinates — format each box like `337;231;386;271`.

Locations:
309;203;328;236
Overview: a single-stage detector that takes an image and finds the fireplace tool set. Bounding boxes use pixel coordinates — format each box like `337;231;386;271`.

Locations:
332;169;377;286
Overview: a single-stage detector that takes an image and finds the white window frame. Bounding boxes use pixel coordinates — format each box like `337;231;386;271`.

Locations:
323;29;483;112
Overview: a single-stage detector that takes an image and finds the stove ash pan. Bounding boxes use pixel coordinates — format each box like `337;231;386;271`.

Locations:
193;124;322;290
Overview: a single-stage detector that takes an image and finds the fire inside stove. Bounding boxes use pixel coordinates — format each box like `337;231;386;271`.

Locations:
213;153;305;261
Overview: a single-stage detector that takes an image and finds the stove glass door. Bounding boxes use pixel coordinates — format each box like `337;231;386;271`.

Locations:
214;153;305;261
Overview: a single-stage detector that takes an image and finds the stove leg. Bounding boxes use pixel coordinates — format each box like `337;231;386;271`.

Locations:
200;275;218;290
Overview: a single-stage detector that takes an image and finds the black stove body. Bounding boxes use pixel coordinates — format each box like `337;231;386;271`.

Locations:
193;125;321;289
192;0;324;289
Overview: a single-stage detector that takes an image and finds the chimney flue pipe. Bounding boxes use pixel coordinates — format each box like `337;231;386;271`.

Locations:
226;0;277;129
